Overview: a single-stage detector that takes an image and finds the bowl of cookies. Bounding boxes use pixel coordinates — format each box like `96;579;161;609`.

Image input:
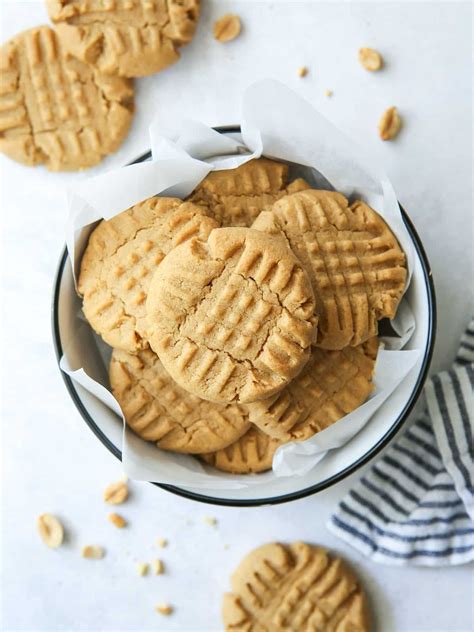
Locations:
52;85;436;505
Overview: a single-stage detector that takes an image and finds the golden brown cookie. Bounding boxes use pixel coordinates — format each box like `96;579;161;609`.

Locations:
199;427;282;474
146;227;317;404
0;25;134;171
247;338;378;441
223;542;371;631
46;0;200;77
110;348;250;453
252;189;406;349
187;158;310;227
78;197;218;352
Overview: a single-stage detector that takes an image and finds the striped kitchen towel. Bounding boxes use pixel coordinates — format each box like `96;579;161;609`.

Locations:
328;319;474;566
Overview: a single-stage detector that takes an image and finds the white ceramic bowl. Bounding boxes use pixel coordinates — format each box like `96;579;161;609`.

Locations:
52;128;436;506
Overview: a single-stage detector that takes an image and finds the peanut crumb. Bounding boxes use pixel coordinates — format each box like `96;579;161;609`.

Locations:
152;559;164;575
103;481;128;505
203;516;218;527
224;544;230;550
213;14;241;43
82;545;104;559
156;538;168;548
155;604;173;616
358;47;383;71
136;562;149;576
108;513;127;528
298;66;308;78
37;514;64;549
324;89;333;98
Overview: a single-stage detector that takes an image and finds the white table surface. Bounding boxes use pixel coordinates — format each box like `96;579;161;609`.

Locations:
1;2;473;631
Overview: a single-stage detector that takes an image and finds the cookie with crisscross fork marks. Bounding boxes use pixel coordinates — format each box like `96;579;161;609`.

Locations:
223;542;370;632
109;348;250;453
247;338;378;441
252;189;406;350
187;158;310;227
78;196;218;352
47;0;200;77
200;427;282;473
146;227;317;404
0;26;134;170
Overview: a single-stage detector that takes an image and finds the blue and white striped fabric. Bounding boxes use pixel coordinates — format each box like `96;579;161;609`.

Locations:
328;320;474;566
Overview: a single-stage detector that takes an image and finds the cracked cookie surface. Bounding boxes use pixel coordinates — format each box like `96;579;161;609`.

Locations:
78;196;218;352
253;189;406;349
0;25;134;170
200;426;282;473
223;541;371;632
187;158;310;227
46;0;200;77
247;337;378;441
110;348;250;453
146;227;317;404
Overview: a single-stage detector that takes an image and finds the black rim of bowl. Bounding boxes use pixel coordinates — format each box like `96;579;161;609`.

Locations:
51;125;437;507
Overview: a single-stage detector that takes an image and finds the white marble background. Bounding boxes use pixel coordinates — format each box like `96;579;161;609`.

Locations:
1;1;472;631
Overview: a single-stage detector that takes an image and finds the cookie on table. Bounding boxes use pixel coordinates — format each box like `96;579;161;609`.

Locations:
146;227;317;404
46;0;200;77
110;348;250;453
252;189;406;349
200;427;282;474
247;338;378;441
187;157;310;227
223;542;371;631
0;25;134;170
78;197;218;352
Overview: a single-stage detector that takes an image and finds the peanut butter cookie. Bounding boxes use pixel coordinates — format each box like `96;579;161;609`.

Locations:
200;427;281;474
46;0;200;77
247;338;378;441
0;25;134;170
187;158;310;227
78;197;218;352
252;190;406;349
146;227;317;403
110;348;250;453
223;542;370;631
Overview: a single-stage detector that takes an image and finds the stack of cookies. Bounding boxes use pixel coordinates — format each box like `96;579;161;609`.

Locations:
0;1;200;171
78;158;407;475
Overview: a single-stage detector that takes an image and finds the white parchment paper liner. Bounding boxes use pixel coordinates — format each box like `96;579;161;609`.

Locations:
61;79;419;489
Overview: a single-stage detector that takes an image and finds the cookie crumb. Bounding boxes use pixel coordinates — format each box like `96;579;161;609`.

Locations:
108;513;127;528
37;514;64;549
152;559;164;575
103;480;128;505
155;603;173;616
213;14;241;43
324;89;333;98
82;545;104;559
298;66;308;78
378;106;401;140
156;538;168;548
203;516;218;527
136;562;149;576
358;47;383;71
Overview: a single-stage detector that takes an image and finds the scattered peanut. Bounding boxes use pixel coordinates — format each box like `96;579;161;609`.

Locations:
298;66;308;78
82;545;104;559
156;538;168;548
378;106;402;140
155;604;173;616
108;513;127;528
152;559;164;575
324;89;333;98
136;562;149;576
103;481;128;505
358;47;383;71
37;514;64;549
213;14;241;43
